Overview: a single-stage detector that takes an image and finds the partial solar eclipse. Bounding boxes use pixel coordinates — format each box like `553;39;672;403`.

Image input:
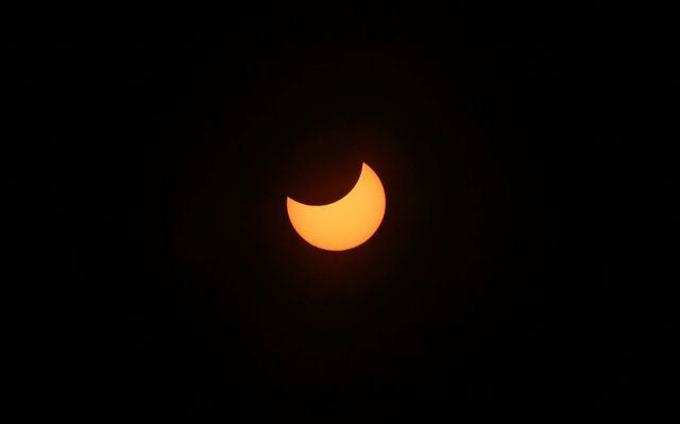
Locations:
287;163;386;251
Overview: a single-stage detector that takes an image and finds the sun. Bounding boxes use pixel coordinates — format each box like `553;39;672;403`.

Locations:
286;163;386;251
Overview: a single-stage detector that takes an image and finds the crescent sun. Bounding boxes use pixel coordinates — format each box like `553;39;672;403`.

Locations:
286;162;387;251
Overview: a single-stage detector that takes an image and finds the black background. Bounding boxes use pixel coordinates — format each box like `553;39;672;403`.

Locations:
21;2;677;419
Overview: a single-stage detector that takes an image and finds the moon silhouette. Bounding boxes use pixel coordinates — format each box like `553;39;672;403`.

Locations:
286;163;386;251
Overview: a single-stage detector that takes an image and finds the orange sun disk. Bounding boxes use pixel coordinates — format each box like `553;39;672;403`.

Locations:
286;163;386;251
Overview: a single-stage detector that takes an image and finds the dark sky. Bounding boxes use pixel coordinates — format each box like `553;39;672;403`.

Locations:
27;3;676;420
